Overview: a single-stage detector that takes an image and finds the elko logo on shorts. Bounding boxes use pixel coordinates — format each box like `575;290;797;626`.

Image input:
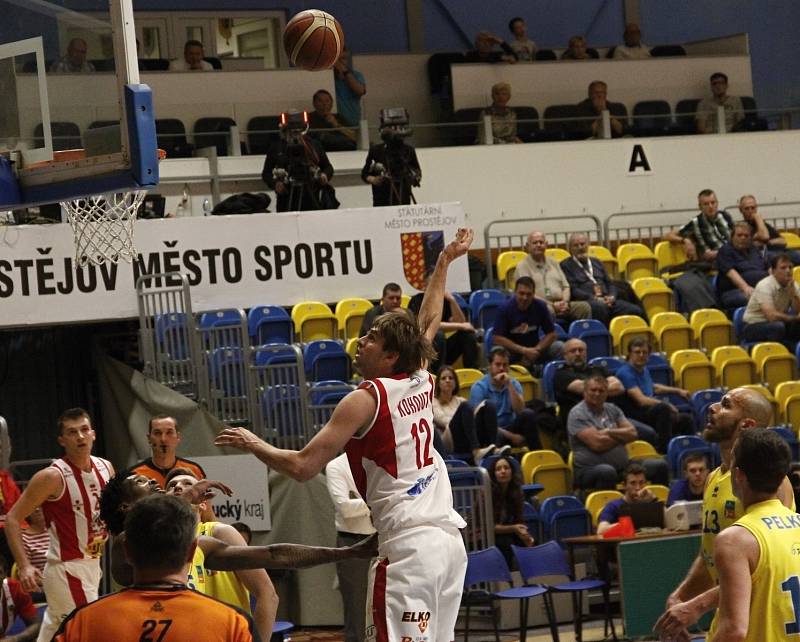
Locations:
402;611;431;633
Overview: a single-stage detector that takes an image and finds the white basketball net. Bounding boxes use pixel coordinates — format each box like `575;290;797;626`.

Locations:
61;191;145;267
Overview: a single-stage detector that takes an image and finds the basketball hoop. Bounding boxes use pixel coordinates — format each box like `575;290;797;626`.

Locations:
60;149;166;267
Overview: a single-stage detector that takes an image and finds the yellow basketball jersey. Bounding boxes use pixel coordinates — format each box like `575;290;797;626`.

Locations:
197;522;251;614
186;533;207;593
701;467;743;584
734;499;800;641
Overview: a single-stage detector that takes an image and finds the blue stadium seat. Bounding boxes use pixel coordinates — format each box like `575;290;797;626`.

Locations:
691;388;724;430
539;495;584;540
248;305;293;345
667;435;713;478
542;359;566;404
771;426;799;461
304;340;349;382
569;319;612;361
155;312;191;359
647;352;673;386
468;289;506;330
588;356;626;375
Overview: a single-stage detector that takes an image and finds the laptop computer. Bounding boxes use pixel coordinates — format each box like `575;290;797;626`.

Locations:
664;500;703;531
618;500;665;530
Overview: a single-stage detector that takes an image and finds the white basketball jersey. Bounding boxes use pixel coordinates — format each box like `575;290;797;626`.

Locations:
43;456;112;563
345;370;466;534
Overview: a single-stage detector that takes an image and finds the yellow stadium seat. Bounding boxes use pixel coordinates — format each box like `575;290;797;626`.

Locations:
335;297;373;340
530;462;571;500
609;315;655;355
510;364;540;402
654;241;688;278
497;251;528;290
520;449;565;484
291;301;337;342
781;232;800;249
670;349;716;392
585;490;623;527
794;266;800;286
646;484;670;503
454;368;484;399
545;247;570;263
627;440;661;459
632;277;674;319
400;294;411;309
751;342;796;392
650;312;693;356
588;245;618;278
690;308;734;353
740;384;780;424
711;346;756;388
775;381;800;428
346;337;359;359
617;243;659;281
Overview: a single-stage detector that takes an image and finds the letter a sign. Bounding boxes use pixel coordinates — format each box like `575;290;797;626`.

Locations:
627;143;653;176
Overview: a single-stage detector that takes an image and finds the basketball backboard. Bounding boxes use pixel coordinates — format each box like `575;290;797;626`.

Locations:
0;0;159;210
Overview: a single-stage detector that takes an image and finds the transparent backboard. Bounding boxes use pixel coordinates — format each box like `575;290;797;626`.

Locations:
0;0;158;209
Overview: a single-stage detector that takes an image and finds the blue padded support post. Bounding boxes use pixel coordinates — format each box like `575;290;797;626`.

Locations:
125;83;159;187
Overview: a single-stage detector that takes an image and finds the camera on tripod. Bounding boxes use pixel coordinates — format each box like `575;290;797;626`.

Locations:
275;110;319;185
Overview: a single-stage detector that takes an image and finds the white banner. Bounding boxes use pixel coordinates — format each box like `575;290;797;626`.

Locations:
195;455;271;531
0;203;469;327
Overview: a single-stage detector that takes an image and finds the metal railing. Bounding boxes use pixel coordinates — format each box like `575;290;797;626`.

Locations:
448;465;494;553
483;215;603;288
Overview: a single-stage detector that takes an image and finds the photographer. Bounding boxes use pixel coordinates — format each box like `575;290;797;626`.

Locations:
261;109;337;212
361;107;421;207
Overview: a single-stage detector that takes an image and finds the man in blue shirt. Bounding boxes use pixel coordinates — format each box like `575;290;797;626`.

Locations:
667;452;709;506
716;222;768;311
492;276;564;371
469;346;541;450
333;47;366;127
597;462;658;534
616;337;694;452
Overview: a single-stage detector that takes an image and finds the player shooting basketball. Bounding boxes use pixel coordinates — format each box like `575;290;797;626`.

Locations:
216;228;474;642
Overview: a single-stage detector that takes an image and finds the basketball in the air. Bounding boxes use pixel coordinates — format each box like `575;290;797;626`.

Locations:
283;10;344;71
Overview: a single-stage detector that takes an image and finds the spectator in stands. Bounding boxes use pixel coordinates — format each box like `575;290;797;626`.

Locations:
514;230;592;324
667;452;709;505
716;222;769;311
261;109;337;212
695;72;744;134
616;338;694;452
359;282;412;337
561;232;645;325
561;35;591;60
507;17;537;61
574;80;627;138
739;194;800;265
567;374;669;490
492;276;564;371
169;40;214;71
488;456;534;564
554;338;660;447
20;507;48;577
0;553;40;641
665;189;735;261
333;47;366;126
596;462;658;534
50;38;95;73
465;31;517;63
308;89;357;152
742;252;800;346
612;23;650;60
408;285;479;371
432;366;506;462
480;82;522;144
469;347;542;450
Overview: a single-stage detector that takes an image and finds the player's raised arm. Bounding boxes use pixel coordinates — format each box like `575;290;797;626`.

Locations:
417;228;474;343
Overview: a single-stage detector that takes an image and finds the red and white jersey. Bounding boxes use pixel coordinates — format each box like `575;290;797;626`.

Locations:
42;457;112;564
345;371;466;534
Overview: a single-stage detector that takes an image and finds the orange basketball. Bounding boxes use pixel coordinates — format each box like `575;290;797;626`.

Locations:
283;10;344;71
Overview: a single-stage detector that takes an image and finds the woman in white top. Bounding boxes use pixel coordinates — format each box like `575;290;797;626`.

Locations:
432;366;507;463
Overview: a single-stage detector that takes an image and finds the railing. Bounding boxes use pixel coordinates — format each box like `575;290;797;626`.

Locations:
483;215;603;288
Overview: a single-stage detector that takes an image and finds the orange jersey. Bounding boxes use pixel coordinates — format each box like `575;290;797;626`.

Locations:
53;585;253;642
129;457;206;490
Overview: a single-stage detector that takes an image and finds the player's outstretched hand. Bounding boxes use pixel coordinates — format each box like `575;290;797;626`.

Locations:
215;426;262;452
442;228;474;262
349;533;379;559
183;479;233;505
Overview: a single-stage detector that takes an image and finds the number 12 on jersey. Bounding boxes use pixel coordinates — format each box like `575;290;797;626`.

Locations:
411;419;434;469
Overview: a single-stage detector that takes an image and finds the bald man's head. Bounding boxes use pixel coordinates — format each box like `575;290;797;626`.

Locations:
736;387;773;428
